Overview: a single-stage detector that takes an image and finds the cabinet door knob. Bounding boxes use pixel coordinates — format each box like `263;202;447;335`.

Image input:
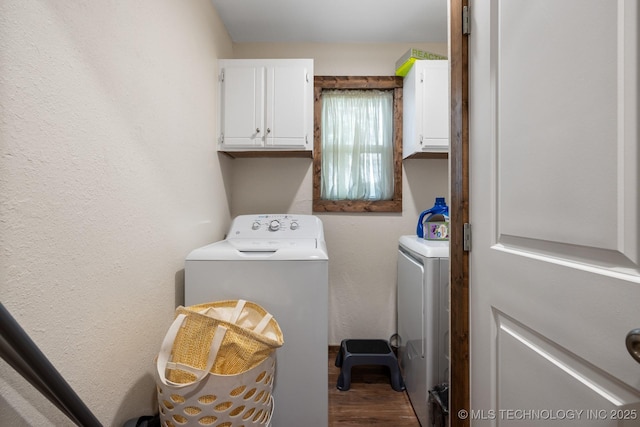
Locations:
256;128;261;133
266;128;271;135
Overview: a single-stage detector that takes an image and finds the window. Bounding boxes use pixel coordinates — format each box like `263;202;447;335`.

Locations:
313;76;403;212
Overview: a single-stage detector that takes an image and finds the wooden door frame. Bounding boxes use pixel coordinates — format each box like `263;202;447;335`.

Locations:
449;0;469;426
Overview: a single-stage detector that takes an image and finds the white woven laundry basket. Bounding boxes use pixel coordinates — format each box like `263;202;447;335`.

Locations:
156;352;275;427
155;300;282;427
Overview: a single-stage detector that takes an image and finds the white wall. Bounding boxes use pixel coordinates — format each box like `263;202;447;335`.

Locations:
229;43;449;344
0;1;232;425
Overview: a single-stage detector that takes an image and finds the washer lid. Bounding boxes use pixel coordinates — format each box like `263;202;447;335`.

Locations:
186;239;328;261
399;235;449;258
227;238;317;252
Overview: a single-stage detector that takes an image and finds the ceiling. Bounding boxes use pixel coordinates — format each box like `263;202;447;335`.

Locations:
211;0;448;44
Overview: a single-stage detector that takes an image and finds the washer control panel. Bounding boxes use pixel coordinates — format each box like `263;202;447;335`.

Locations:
228;214;323;240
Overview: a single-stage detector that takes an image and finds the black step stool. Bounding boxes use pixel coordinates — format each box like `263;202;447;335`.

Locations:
335;339;405;392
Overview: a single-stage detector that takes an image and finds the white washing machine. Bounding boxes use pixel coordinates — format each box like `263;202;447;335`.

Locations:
185;214;328;427
397;235;449;426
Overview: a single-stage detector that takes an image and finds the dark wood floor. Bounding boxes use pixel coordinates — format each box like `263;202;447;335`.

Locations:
328;347;421;427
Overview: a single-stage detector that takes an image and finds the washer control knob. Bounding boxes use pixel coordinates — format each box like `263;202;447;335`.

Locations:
251;221;261;230
268;220;280;231
290;221;299;230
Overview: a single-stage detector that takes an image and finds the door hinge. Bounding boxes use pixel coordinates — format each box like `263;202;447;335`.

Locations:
463;5;471;35
219;71;224;82
219;133;224;144
463;223;472;251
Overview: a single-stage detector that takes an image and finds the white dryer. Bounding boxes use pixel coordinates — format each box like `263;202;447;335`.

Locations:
397;235;449;426
185;214;328;427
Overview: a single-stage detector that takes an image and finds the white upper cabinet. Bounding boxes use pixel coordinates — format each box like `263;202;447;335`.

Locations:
402;60;449;158
218;59;313;157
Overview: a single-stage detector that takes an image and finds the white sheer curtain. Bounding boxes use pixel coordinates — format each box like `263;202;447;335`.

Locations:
321;89;394;200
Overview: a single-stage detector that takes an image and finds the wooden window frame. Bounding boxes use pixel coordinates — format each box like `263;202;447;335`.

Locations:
313;76;403;213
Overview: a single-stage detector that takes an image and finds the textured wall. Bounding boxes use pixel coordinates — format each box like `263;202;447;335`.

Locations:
0;1;232;425
230;43;450;345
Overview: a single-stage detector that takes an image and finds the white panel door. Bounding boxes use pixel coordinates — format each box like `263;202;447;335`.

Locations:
469;1;640;426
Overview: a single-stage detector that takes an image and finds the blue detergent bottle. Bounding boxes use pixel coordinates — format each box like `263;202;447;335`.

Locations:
416;197;449;239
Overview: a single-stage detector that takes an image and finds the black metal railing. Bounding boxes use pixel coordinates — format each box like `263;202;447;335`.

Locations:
0;302;103;426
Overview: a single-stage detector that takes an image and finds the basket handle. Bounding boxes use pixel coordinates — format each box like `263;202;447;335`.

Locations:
253;313;273;334
156;314;228;388
228;299;247;323
199;299;247;323
198;299;273;334
230;300;274;334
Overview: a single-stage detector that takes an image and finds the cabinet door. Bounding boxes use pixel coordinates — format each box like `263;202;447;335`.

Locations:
418;61;449;151
265;65;310;148
219;65;265;148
